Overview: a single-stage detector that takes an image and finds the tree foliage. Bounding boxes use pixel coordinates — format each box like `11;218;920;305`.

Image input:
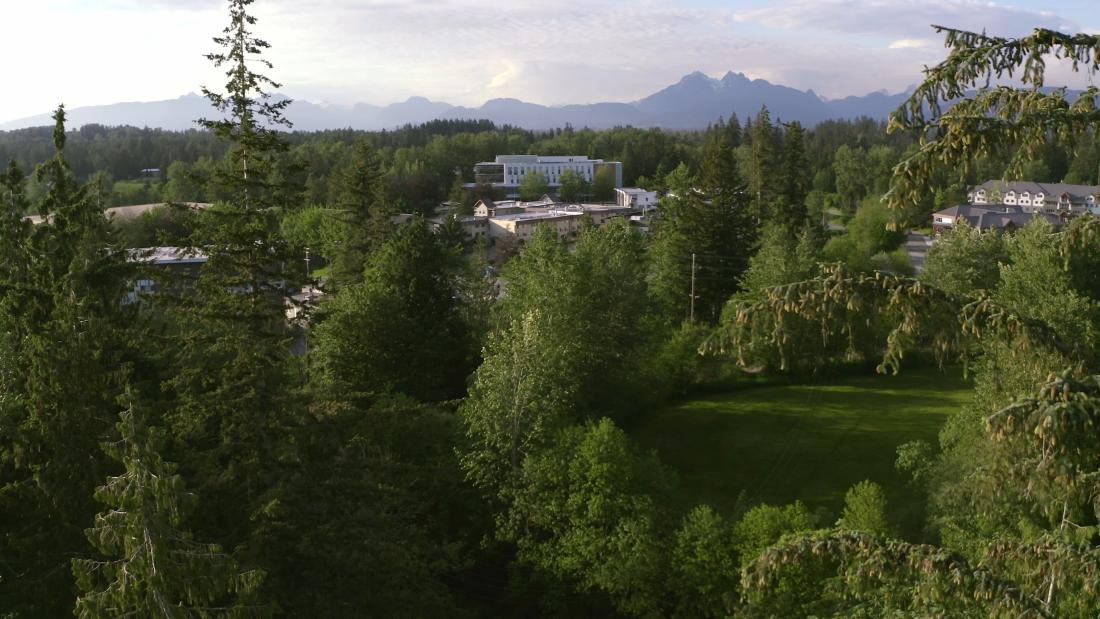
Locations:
72;398;265;618
500;418;675;618
312;218;473;404
837;480;894;538
887;26;1100;226
651;121;757;324
329;138;393;286
710;258;1079;375
0;107;134;615
259;395;471;617
557;168;589;202
518;170;549;201
162;0;301;563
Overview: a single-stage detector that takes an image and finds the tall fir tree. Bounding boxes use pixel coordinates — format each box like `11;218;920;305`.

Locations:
725;113;743;148
651;119;758;324
746;106;780;220
777;121;810;231
73;397;266;618
330;138;393;286
0;107;133;615
163;0;300;557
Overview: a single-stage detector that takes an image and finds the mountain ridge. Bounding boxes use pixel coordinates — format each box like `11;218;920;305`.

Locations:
0;72;914;132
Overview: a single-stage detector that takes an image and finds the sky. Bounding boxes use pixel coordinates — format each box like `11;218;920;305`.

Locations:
1;0;1096;123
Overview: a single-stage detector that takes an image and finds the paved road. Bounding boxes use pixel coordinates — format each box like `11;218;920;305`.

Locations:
906;232;934;273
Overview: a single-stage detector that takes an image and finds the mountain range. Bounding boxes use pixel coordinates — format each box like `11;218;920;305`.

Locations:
0;71;913;132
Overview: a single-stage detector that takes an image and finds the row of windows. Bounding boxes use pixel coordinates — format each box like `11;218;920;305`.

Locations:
976;190;1097;202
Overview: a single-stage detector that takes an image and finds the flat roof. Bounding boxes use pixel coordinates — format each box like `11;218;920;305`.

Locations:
128;246;208;265
490;211;583;222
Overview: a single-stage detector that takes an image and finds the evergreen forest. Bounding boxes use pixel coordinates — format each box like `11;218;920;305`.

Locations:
5;2;1100;617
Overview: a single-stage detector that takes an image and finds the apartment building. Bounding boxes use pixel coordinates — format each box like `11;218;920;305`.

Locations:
968;180;1100;215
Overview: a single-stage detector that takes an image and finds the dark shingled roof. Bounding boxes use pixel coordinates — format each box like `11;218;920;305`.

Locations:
934;203;1062;230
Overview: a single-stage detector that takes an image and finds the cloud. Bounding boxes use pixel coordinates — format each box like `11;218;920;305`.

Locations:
0;0;1089;124
251;0;751;105
889;38;941;49
732;0;1078;38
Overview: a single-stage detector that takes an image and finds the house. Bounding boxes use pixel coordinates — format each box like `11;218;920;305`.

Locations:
474;198;525;217
932;203;1061;234
968;180;1100;215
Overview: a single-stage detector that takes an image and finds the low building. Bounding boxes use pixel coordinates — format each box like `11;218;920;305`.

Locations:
968;180;1100;215
474;198;525;217
483;203;633;243
125;246;209;302
615;187;658;210
553;203;634;225
428;214;489;241
932;203;1061;234
488;211;583;243
25;202;212;226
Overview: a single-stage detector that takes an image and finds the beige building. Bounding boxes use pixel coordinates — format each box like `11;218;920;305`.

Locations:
488;211;583;243
484;203;633;243
428;214;489;240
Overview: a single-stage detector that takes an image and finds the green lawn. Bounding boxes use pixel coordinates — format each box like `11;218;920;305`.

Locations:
634;367;973;540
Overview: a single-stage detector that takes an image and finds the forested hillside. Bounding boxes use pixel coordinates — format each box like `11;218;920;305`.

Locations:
5;1;1100;617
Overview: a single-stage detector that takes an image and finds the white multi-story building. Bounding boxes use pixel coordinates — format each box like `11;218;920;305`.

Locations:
968;180;1100;215
614;187;658;210
473;155;623;197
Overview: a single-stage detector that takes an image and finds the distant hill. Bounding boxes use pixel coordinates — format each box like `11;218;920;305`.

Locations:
0;72;914;132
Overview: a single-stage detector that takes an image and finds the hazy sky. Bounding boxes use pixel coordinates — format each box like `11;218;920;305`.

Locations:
1;0;1095;123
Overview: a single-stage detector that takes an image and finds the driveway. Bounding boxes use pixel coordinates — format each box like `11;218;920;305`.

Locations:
906;232;934;273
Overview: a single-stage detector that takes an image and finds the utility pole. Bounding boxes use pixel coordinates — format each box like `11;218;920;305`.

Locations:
690;252;696;324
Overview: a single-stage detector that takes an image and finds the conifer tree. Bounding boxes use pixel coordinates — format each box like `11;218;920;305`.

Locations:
747;106;779;219
164;0;299;551
0;161;31;270
651;120;757;323
0;107;133;615
73;397;266;618
330;138;393;286
698;118;740;201
726;113;743;148
777;121;810;229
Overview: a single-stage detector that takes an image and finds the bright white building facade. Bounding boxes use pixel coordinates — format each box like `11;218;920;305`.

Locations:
473;155;623;197
614;187;658;210
968;180;1100;215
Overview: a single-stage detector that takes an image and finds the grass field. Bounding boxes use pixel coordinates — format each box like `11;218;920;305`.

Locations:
633;366;973;540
